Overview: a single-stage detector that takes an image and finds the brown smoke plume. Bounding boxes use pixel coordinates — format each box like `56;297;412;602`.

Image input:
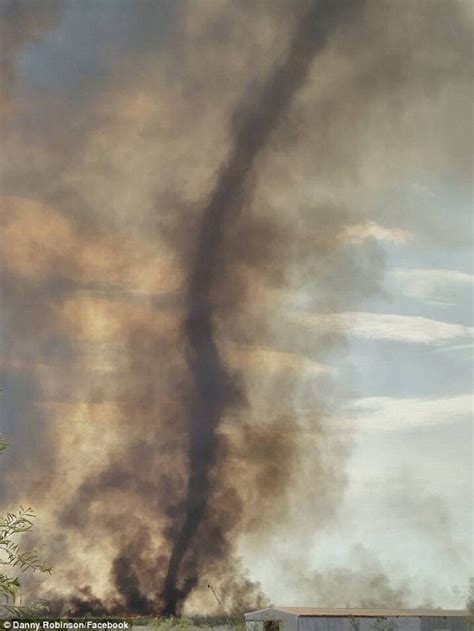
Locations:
161;0;363;615
0;0;471;617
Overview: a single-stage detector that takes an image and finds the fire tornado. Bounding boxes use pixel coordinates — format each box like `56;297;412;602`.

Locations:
161;0;362;615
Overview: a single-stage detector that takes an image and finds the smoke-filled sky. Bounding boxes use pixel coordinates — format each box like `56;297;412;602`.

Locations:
0;0;472;616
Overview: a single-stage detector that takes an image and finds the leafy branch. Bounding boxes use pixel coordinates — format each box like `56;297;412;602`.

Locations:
0;435;51;616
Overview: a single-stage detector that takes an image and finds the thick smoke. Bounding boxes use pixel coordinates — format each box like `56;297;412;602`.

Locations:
0;0;472;617
161;0;363;615
285;546;413;609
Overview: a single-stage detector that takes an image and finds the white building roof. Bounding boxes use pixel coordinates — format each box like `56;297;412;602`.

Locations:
245;608;467;619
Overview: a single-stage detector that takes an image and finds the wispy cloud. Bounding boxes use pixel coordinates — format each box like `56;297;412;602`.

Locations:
345;393;473;432
340;222;413;244
433;342;474;354
293;311;474;344
388;267;474;304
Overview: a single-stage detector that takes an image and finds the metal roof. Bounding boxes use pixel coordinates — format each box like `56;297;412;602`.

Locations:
245;607;467;619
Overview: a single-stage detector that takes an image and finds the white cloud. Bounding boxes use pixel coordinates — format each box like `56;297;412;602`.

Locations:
433;342;474;353
345;393;473;432
340;221;413;244
388;267;474;303
293;311;474;344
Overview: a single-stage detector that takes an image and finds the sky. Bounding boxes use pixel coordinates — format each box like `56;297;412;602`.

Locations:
0;0;472;616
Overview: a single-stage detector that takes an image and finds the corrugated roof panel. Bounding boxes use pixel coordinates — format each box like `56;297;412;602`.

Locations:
245;608;467;619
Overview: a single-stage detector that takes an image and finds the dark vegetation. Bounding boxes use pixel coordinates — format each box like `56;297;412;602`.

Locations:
0;435;51;616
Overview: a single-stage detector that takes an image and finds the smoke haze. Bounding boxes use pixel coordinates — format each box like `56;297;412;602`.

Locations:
0;0;472;616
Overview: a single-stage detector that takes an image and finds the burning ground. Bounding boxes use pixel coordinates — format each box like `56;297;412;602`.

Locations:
0;0;472;617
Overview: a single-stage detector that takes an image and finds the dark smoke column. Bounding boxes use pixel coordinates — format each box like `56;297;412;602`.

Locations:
161;0;362;616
